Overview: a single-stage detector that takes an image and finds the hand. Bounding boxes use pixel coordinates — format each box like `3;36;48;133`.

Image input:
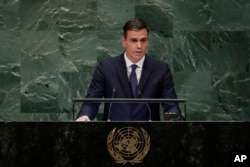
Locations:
75;115;91;122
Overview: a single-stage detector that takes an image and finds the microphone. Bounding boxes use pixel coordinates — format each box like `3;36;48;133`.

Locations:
107;88;116;121
163;106;184;121
163;112;183;121
138;90;152;121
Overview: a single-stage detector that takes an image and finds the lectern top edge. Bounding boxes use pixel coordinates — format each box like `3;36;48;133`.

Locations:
72;98;187;103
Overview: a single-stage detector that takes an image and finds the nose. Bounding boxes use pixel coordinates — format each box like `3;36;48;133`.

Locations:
136;41;142;48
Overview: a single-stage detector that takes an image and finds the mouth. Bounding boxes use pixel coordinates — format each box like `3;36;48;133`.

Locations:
135;51;143;54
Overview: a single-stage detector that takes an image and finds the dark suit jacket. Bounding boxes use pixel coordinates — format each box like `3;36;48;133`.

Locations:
78;53;180;121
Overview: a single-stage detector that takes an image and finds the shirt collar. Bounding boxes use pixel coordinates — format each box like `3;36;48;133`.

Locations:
124;52;145;69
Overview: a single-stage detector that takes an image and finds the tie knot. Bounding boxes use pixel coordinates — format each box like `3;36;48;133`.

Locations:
131;64;137;71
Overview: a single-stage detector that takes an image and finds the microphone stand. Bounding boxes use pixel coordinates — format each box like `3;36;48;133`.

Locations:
138;90;152;121
107;88;116;121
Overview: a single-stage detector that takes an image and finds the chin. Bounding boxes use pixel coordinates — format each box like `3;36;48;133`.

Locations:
134;53;144;57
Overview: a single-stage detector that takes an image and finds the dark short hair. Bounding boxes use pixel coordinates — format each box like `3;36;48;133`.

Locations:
123;18;149;38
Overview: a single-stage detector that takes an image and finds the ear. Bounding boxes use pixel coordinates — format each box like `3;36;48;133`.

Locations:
121;36;126;48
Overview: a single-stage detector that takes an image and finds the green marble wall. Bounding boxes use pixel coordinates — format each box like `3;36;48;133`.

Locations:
0;0;249;121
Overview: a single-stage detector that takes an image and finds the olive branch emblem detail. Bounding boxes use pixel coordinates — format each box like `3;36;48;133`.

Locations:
107;127;150;165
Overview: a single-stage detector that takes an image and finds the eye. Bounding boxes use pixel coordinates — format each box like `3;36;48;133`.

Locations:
130;39;138;43
140;38;148;42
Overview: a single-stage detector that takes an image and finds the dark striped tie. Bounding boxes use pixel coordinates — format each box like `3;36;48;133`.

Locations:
130;64;138;97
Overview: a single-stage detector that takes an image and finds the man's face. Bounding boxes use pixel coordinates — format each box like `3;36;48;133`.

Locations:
122;28;149;63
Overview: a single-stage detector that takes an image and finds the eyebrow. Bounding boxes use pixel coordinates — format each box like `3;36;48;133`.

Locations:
129;37;148;42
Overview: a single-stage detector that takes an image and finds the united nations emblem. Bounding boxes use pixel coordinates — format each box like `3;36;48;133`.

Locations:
107;127;150;165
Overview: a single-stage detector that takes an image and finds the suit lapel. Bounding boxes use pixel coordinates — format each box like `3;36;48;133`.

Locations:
114;54;132;97
138;56;153;92
114;54;153;97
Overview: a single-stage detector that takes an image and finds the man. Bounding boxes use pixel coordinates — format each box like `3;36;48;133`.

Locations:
76;18;180;121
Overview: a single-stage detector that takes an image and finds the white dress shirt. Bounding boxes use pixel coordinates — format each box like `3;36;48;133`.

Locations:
124;52;145;84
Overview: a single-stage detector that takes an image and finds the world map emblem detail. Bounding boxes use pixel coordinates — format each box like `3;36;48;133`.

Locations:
107;127;150;165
